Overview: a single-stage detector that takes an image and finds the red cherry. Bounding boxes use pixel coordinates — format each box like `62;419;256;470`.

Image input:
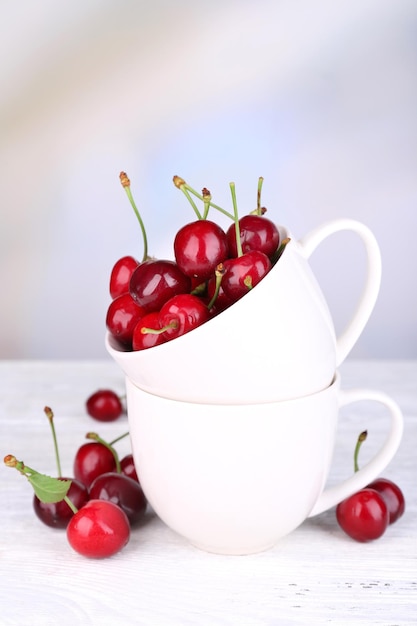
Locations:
221;250;272;302
106;293;146;347
226;214;280;258
66;499;130;558
73;442;117;488
33;478;89;529
120;453;139;482
132;312;167;351
158;293;211;340
89;472;147;525
336;488;389;542
129;259;191;312
86;389;123;422
174;220;229;279
367;477;405;524
109;256;139;299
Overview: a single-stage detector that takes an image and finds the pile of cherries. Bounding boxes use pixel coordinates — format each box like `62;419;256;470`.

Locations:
5;400;146;559
335;431;405;542
106;173;288;351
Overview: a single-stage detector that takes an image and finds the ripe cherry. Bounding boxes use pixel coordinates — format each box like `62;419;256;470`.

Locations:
33;478;89;529
120;453;139;482
86;389;123;422
226;214;280;259
336;488;389;542
89;472;147;525
109;255;139;299
221;250;272;302
129;259;192;313
174;219;229;280
73;441;117;488
67;499;130;558
132;312;166;351
106;293;146;347
367;477;405;524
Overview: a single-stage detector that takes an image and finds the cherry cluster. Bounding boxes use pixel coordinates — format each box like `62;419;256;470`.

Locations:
336;431;405;542
5;406;146;559
106;173;288;351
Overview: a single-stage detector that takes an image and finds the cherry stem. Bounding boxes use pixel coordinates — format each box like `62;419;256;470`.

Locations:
109;432;130;446
173;176;234;220
270;236;291;265
44;406;62;478
229;182;243;257
119;172;149;262
202;188;211;220
256;176;264;214
64;495;78;514
86;432;121;474
354;430;368;473
207;264;225;310
141;320;178;335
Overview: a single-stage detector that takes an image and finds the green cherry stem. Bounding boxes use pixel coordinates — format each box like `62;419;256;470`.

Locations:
109;431;130;446
202;187;211;220
207;264;225;310
354;430;368;473
86;432;121;474
173;176;235;221
44;406;62;478
229;182;243;257
256;176;264;213
120;172;149;262
173;176;202;220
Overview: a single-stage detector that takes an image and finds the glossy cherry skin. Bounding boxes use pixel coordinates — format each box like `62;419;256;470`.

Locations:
336;488;389;542
129;259;191;313
120;453;139;482
158;293;211;341
73;442;117;488
33;478;89;529
221;250;272;302
89;472;147;525
86;389;123;422
109;255;139;299
227;214;280;259
132;312;167;351
367;478;405;524
174;220;229;280
106;293;146;347
66;499;130;558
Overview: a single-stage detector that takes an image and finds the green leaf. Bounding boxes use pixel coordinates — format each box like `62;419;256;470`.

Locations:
27;473;72;503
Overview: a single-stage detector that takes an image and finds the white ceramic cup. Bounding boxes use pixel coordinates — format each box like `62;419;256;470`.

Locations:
125;372;403;555
107;219;381;404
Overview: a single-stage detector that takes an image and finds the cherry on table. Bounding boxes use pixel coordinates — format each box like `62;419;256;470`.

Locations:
33;478;89;529
66;499;130;558
336;488;389;542
89;472;147;525
367;477;405;524
86;389;123;422
73;441;117;488
120;453;139;482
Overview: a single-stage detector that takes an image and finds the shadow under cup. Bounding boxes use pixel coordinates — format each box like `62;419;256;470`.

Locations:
125;371;403;555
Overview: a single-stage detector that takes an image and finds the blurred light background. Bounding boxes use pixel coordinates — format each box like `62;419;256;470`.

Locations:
1;0;416;359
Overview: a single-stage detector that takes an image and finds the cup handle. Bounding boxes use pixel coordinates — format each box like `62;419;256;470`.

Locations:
299;218;382;365
308;387;404;517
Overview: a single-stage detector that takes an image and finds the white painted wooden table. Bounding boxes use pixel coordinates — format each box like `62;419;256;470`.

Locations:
1;359;416;626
